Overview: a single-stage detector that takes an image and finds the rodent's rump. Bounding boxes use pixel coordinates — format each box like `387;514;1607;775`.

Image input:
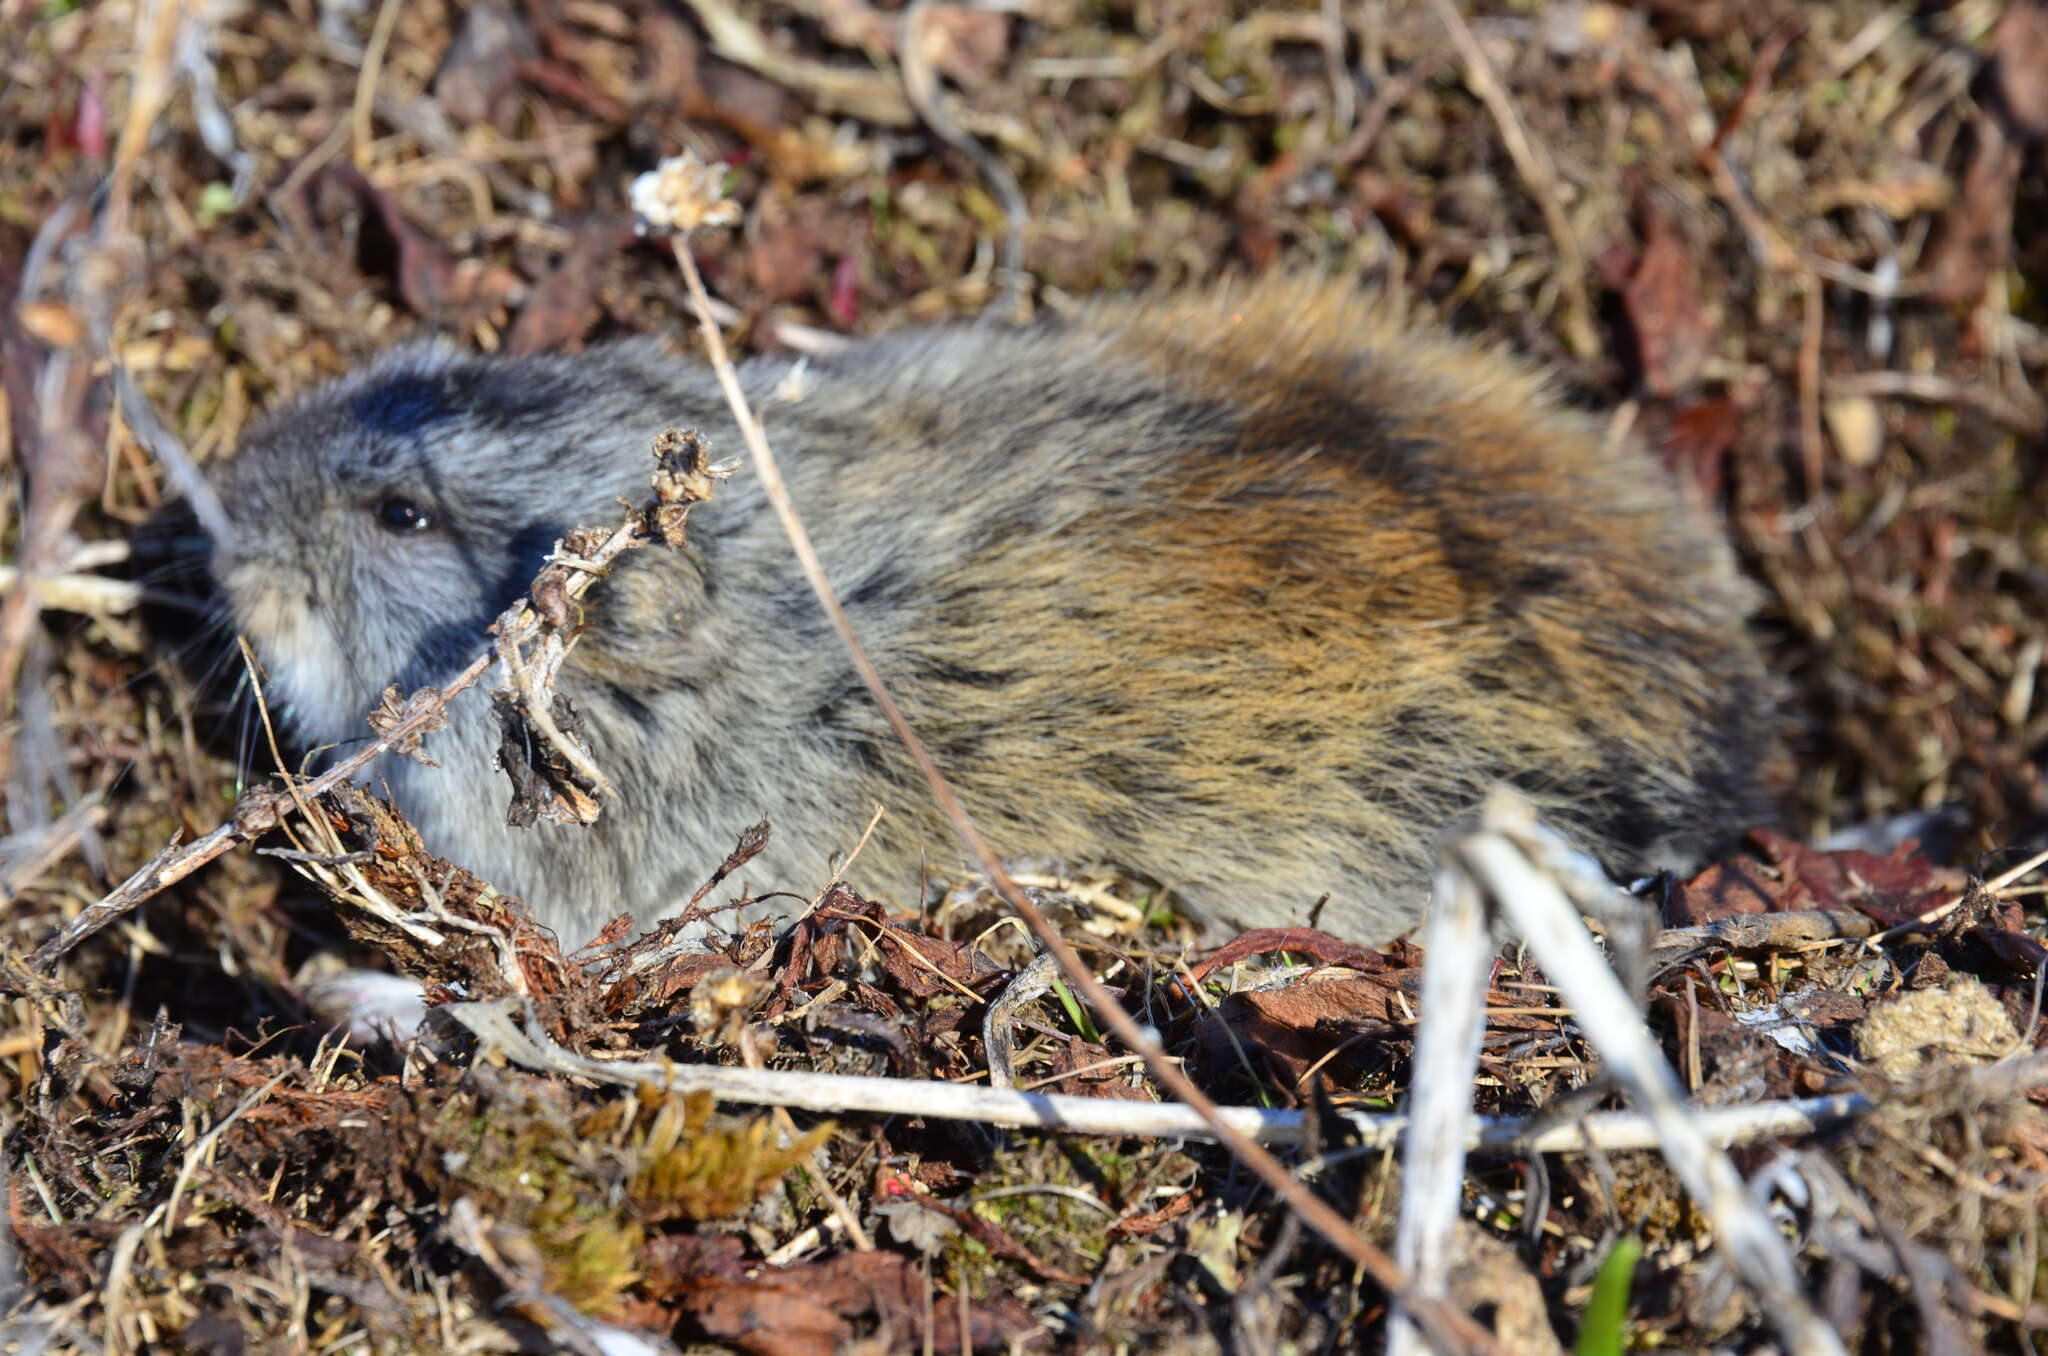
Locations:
201;277;1778;945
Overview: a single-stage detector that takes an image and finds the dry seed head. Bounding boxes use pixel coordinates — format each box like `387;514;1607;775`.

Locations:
629;151;743;235
690;966;767;1046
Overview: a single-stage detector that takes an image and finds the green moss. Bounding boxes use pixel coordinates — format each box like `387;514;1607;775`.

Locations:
430;1086;825;1318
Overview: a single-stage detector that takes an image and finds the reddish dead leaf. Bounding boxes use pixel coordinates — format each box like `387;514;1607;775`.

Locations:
751;219;822;304
1214;975;1412;1092
637;952;741;1010
1662;856;1780;925
1922;117;2021;306
1232;152;1300;271
1228;975;1411;1028
514;55;632;122
1987;1;2048;141
1751;828;1965;925
1035;1034;1157;1102
1659;396;1742;498
302;167;525;329
1628;0;1738;42
1352;170;1455;257
1186;926;1403;984
1960;915;2048;978
1949;901;2048;987
1786;988;1869;1031
1623;204;1708;397
653;1237;854;1355
1214;961;1559;1094
749;192;850;305
1667;829;1965;927
651;1236;1043;1354
1109;1187;1198;1238
703;59;803;135
814;890;1003;998
432;0;537;127
504;217;636;354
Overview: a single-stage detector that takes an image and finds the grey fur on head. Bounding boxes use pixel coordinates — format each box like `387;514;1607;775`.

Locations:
205;279;1780;946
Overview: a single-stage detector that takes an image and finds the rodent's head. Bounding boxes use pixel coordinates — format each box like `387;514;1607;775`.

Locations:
206;340;680;750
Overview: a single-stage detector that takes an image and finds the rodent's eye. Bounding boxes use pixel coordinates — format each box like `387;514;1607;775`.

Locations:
373;496;434;534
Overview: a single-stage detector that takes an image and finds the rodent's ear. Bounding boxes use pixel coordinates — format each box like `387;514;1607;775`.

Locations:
561;543;715;689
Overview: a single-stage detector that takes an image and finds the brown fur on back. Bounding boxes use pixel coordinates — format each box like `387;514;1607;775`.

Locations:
826;280;1775;929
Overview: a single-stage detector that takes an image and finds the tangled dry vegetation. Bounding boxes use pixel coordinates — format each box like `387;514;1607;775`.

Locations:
3;0;2047;1351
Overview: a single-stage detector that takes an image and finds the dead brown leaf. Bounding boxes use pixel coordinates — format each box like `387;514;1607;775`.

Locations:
295;167;527;329
1987;1;2048;141
1666;829;1964;927
505;217;638;354
1659;395;1743;498
1921;117;2021;306
1215;975;1410;1092
651;1235;1044;1354
1624;203;1709;397
1186;926;1407;984
432;0;537;127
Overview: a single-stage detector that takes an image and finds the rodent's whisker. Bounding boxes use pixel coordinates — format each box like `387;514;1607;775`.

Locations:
307;590;386;719
233;680;260;794
133;555;213;586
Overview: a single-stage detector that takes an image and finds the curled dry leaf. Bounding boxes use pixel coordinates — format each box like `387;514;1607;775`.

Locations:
1624;205;1708;397
1986;0;2048;141
432;0;538;127
367;683;443;766
1660;396;1743;498
505;218;639;355
1921;118;2022;306
493;688;602;828
296;167;526;328
648;1234;1044;1354
1185;926;1409;983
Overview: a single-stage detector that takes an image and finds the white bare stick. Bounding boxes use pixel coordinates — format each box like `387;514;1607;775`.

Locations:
427;998;1965;1156
1467;792;1849;1356
1391;863;1493;1356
